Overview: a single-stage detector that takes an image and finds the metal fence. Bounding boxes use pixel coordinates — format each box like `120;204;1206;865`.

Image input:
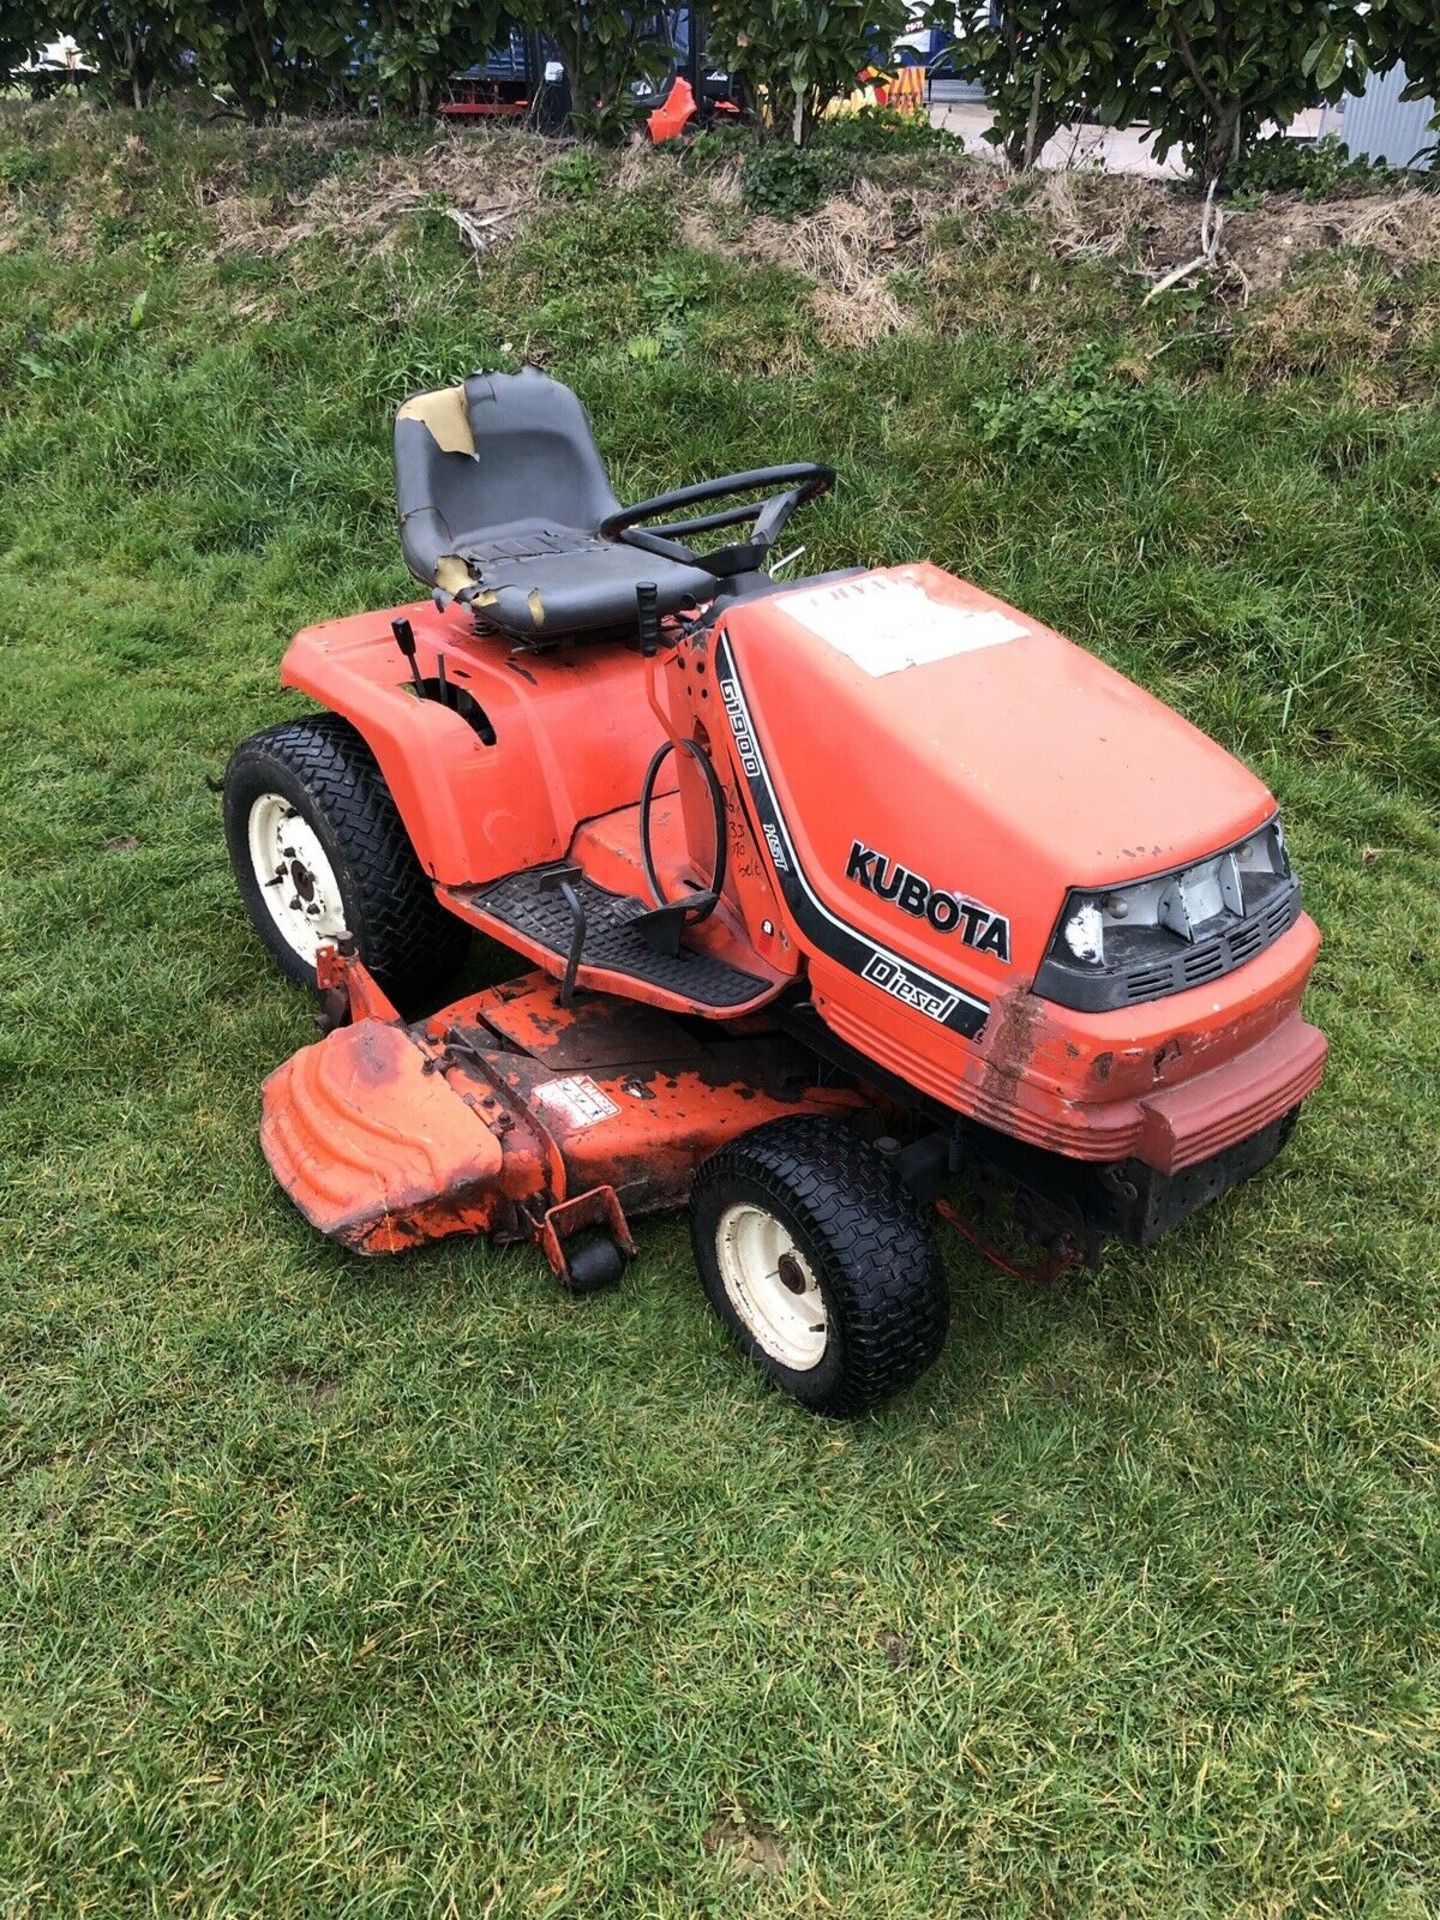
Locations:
1342;63;1436;171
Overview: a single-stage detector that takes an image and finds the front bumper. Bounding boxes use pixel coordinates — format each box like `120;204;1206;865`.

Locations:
1134;1012;1327;1173
933;915;1327;1169
950;1010;1324;1249
1109;1104;1304;1247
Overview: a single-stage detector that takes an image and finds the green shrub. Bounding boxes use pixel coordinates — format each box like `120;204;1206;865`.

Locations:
973;345;1174;456
706;0;907;147
542;148;608;201
740;142;841;219
1230;131;1406;198
812;103;957;158
1106;0;1375;191
0;147;47;191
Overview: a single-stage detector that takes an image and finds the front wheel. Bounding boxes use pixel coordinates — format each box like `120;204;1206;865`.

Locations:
224;715;469;1000
690;1118;949;1416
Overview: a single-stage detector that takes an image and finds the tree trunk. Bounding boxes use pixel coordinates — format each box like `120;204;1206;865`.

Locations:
1022;65;1042;169
123;23;142;110
1204;103;1243;190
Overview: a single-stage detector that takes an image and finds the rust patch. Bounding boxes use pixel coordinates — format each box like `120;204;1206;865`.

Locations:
1152;1037;1183;1081
1093;1050;1114;1083
353;1024;406;1085
974;985;1048;1122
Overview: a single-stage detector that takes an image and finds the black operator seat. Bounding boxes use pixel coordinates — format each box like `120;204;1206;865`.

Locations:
394;367;716;642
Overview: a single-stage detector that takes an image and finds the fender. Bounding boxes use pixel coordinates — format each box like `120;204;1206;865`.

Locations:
281;602;666;887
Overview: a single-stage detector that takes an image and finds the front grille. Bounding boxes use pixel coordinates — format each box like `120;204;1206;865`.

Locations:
1119;887;1302;1005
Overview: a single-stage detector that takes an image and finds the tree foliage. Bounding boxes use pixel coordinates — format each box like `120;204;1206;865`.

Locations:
0;3;46;81
707;0;908;145
533;2;666;143
1105;1;1376;191
363;1;513;117
62;0;188;108
947;0;1381;187
176;2;354;121
1342;0;1440;152
944;4;1130;170
15;0;1421;174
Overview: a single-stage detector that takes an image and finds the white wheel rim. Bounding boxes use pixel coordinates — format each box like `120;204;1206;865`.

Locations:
714;1202;828;1372
246;791;349;966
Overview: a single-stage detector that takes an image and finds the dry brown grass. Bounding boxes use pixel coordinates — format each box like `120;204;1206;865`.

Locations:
956;172;1440;302
672;157;1440;359
206;128;549;261
16;98;1440;340
682;167;1002;347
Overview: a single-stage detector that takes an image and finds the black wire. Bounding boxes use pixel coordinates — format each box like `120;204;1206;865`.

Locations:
638;736;728;924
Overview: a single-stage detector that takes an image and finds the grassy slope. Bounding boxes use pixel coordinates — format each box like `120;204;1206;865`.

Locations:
1;105;1438;1917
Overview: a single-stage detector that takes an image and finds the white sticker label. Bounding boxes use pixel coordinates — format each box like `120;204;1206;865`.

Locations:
776;576;1027;677
534;1075;621;1129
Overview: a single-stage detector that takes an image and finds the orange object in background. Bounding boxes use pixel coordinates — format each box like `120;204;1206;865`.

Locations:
890;62;926;113
648;73;698;142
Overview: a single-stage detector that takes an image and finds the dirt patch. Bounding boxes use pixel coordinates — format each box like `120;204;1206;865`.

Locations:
1025;171;1440;298
1225;187;1440;297
277;1365;340;1409
702;1814;788;1878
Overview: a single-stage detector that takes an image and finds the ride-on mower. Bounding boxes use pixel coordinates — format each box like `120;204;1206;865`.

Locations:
225;369;1328;1415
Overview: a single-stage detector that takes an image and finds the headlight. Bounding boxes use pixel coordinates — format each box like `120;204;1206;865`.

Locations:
1034;819;1301;1011
1061;899;1106;964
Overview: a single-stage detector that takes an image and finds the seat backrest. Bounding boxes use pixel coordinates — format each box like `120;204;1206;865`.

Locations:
394;368;623;593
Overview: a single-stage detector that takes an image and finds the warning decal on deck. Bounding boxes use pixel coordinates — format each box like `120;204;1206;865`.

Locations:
534;1075;621;1129
775;575;1028;677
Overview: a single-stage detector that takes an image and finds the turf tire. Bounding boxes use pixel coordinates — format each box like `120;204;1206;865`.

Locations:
224;714;469;999
690;1117;949;1416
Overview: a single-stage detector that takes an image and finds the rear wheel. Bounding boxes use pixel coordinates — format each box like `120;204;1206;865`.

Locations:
690;1118;949;1416
224;715;469;999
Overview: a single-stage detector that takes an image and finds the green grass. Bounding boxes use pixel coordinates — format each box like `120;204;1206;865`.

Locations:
2;103;1439;1917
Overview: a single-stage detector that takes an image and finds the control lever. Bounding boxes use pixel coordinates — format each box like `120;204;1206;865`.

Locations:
537;865;588;1007
391;616;427;698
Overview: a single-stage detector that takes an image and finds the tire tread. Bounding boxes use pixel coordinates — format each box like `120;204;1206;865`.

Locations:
692;1117;948;1416
225;714;469;997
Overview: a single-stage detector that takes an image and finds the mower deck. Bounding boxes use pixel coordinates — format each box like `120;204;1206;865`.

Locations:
261;956;861;1275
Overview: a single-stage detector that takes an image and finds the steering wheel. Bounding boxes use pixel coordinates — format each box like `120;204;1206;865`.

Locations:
598;463;834;575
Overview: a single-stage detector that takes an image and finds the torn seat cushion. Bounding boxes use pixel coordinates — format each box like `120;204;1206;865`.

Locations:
454;522;715;639
394;367;714;640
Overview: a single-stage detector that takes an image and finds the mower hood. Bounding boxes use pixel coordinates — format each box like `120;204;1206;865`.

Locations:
715;563;1275;983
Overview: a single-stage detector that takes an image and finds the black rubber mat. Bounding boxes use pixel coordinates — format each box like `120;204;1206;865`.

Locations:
473;865;771;1011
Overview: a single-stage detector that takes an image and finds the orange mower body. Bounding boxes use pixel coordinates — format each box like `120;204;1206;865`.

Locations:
227;369;1326;1413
